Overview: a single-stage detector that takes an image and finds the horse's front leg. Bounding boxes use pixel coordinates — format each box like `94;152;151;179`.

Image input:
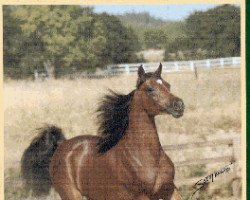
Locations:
171;188;182;200
152;150;177;200
154;184;182;200
136;194;151;200
152;182;175;200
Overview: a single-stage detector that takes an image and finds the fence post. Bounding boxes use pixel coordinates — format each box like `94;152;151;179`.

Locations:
220;58;224;68
34;70;38;80
125;64;130;74
174;62;179;71
206;59;211;69
190;61;194;71
232;57;237;66
194;65;198;79
107;66;111;74
231;137;241;198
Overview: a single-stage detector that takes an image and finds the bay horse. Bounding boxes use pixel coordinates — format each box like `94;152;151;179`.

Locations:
21;64;185;200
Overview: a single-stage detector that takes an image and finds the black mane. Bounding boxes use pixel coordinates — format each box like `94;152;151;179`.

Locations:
97;90;135;153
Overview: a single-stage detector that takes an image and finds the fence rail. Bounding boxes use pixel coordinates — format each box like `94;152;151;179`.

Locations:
162;136;241;197
106;57;241;75
34;57;241;80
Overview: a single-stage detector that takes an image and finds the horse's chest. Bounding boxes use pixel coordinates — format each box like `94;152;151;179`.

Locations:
114;149;160;191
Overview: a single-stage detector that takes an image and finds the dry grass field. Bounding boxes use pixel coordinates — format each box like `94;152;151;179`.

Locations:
4;68;241;200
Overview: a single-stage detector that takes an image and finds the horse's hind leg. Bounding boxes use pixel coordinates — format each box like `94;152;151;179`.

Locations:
55;184;82;200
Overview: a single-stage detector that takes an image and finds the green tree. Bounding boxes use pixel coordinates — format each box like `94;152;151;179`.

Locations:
3;6;27;78
185;4;240;57
98;13;141;64
164;4;240;60
144;29;168;49
4;6;140;79
11;6;107;77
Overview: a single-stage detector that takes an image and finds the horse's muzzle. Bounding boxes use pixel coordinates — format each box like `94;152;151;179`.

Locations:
172;99;185;118
173;99;185;112
163;99;185;118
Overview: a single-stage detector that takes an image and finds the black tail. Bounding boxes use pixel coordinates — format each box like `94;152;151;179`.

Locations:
21;124;66;196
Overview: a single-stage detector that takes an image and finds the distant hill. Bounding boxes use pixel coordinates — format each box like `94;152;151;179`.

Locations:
117;12;167;28
116;12;186;49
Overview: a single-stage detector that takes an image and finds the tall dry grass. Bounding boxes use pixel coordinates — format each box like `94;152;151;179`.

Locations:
4;68;241;199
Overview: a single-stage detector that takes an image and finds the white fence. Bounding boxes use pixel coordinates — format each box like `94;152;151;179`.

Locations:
106;57;241;75
33;57;241;80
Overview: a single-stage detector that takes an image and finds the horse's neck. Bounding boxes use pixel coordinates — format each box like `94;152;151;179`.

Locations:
122;94;161;150
115;93;162;173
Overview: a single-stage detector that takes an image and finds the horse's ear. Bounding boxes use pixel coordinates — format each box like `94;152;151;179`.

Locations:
138;65;145;78
137;65;145;88
155;63;162;77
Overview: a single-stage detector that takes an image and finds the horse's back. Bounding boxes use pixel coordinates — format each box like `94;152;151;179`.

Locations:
53;135;100;155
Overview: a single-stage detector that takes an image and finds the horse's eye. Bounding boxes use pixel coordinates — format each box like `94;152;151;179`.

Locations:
146;87;155;94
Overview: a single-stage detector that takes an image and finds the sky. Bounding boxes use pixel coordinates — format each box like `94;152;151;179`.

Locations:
93;5;218;21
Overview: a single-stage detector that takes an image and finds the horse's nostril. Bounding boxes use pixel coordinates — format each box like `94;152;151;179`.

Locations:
173;100;184;110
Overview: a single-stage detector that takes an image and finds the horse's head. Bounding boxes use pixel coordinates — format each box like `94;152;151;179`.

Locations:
136;64;184;118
